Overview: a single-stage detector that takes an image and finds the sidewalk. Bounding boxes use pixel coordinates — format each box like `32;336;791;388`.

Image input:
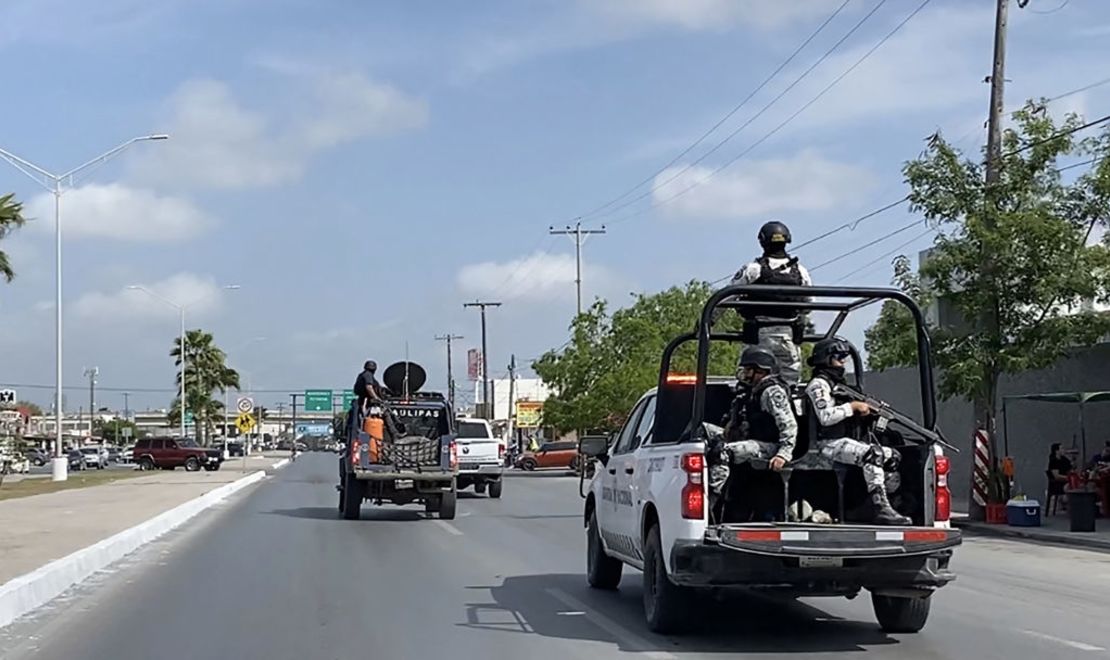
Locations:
0;456;283;586
953;512;1110;552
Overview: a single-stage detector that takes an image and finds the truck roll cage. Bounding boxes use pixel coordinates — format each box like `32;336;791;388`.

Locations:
657;285;938;441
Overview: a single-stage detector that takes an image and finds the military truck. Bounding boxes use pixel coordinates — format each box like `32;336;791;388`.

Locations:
337;361;459;520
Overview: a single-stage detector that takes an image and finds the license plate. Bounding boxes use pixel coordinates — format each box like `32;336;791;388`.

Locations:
395;480;413;489
459;463;478;470
799;556;843;568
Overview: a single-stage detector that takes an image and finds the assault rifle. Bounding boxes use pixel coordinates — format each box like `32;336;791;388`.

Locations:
832;384;959;453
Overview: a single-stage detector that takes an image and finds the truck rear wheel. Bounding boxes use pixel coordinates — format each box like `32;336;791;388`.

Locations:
474;481;487;494
871;593;931;633
586;510;621;590
488;479;503;499
439;492;457;520
642;524;693;634
341;474;363;520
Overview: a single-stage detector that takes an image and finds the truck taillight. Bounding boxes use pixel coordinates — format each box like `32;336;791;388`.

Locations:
935;454;951;522
498;443;505;459
680;452;705;520
450;441;458;470
351;440;361;468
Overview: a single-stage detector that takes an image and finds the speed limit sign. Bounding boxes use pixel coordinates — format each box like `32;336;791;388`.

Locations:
236;396;254;414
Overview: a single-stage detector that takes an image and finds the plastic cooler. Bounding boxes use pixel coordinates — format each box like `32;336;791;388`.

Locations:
1006;500;1041;527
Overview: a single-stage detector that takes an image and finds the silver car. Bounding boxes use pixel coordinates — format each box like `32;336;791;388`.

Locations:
79;447;106;469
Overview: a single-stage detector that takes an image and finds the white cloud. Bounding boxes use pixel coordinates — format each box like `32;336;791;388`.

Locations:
73;272;228;321
457;251;618;302
26;183;212;241
131;75;427;190
301;72;428;149
652;149;876;220
586;0;839;31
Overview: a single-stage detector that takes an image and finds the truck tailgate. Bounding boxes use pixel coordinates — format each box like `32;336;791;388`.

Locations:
710;523;961;559
456;438;500;466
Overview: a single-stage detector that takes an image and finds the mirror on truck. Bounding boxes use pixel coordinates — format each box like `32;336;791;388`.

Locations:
579;436;609;460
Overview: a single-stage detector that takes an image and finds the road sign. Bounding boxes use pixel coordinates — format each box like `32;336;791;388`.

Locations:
184;411;194;425
0;389;15;404
121;427;133;438
342;390;357;410
235;412;256;434
304;389;333;412
515;401;543;428
236;396;254;414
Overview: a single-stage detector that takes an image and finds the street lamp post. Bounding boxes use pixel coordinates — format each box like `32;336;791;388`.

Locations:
128;284;240;441
0;135;169;482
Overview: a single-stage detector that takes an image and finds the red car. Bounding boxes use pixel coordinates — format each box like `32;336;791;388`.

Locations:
517;440;580;471
133;437;223;472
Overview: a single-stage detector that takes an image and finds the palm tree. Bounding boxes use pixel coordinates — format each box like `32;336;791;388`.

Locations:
0;193;27;282
169;330;240;444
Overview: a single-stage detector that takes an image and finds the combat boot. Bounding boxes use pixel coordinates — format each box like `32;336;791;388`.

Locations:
870;488;911;526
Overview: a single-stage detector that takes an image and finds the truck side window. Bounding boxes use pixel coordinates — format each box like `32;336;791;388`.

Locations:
630;396;656;450
613;399;648;455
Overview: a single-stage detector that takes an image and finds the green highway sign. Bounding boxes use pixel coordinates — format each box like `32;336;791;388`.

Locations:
342;390;357;410
183;411;194;425
304;389;333;412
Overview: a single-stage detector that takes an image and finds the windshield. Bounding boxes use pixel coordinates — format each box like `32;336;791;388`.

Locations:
456;421;491;439
178;439;198;448
80;448;98;454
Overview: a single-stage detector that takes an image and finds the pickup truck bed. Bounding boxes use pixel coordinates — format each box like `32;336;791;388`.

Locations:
670;523;959;594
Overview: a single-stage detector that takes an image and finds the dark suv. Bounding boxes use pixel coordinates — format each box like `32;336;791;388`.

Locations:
134;437;223;472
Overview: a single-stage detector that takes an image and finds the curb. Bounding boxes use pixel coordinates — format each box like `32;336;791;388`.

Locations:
0;470;267;630
271;458;290;470
952;519;1110;553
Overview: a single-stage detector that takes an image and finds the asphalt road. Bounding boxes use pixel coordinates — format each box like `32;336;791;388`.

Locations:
3;454;1109;659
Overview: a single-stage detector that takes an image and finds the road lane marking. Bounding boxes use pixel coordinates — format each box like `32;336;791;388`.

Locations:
1020;630;1105;652
432;520;463;536
546;588;677;660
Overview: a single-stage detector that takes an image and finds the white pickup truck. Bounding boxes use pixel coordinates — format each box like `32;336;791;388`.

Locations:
454;417;504;498
578;284;962;634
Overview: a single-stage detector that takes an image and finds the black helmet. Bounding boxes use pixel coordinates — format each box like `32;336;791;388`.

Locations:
758;220;792;249
364;360;377;372
808;338;852;367
738;346;778;373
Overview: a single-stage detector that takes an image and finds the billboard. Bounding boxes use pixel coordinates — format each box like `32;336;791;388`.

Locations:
467;348;482;381
515;400;543;429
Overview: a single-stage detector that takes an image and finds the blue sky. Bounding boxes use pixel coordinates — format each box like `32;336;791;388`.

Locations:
1;0;1109;412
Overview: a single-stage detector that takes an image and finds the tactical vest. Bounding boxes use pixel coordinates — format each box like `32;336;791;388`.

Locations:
744;377;789;443
813;373;852;440
741;255;805;322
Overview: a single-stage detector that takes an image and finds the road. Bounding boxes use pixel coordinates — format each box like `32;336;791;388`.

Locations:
3;454;1109;659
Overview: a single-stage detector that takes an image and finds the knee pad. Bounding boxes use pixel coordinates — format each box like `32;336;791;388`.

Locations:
883;447;902;472
862;445;885;468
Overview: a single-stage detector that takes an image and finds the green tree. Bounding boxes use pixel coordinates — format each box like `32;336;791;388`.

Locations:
865;102;1110;439
864;255;934;370
0;193;27;282
533;281;742;434
168;329;240;444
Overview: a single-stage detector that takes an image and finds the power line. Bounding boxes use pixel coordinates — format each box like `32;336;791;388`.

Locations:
598;0;895;225
1044;75;1110;104
809;219;925;272
608;0;934;227
1003;113;1110;158
573;0;854;223
832;227;936;283
549;221;606;315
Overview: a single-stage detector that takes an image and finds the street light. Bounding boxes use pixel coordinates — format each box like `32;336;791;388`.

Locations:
0;134;169;482
127;284;240;440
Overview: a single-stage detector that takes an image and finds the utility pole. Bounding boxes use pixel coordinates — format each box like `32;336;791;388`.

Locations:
84;367;98;439
122;392;130;421
435;333;464;409
463;301;501;420
970;0;1012;521
549;220;606;316
506;354;517;450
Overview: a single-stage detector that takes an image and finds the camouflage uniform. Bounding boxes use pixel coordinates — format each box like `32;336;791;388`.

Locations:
726;378;797;467
728;257;812;384
804;375;890;493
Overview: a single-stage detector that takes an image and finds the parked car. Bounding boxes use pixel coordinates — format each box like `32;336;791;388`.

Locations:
23;448;48;467
67;449;86;471
225;441;245;457
516;440;581;471
120;446;134;464
133;437;223;472
80;447;107;469
105;446;120;463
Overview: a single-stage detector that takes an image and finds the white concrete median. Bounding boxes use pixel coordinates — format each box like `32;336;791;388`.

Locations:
0;469;266;630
